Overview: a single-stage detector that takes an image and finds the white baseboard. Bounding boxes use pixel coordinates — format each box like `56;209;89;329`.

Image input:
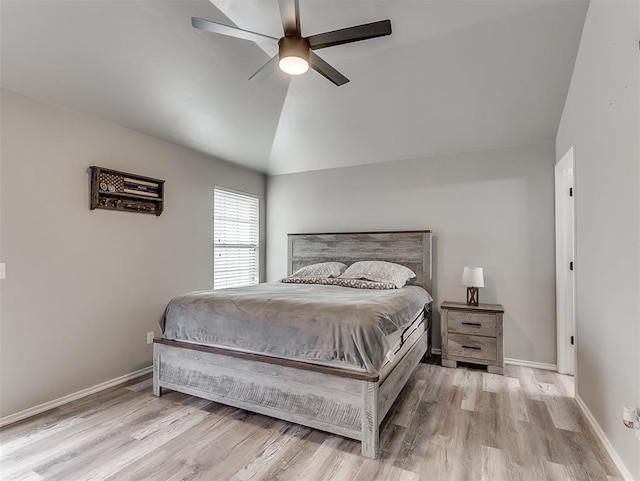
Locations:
504;358;557;371
575;395;635;481
0;366;152;428
430;348;557;371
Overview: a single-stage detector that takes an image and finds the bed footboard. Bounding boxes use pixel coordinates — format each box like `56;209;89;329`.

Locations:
153;328;429;458
154;341;371;443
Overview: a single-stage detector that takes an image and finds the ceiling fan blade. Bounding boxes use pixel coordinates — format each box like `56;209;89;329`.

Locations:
248;54;280;81
309;51;349;86
307;20;392;50
191;17;278;45
278;0;301;36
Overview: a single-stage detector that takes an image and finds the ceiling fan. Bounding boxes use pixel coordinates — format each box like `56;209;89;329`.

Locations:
191;0;392;86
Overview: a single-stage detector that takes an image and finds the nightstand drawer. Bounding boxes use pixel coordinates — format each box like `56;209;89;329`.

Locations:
448;333;497;362
448;311;497;337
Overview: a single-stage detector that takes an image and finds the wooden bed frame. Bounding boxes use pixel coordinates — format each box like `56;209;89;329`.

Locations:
153;230;433;458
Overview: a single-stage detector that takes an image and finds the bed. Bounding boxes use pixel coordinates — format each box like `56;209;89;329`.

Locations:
153;230;433;458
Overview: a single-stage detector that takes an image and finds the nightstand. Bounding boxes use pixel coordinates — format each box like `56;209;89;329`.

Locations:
440;301;504;375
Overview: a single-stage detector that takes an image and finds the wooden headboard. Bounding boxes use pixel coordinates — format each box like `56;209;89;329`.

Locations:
287;230;433;294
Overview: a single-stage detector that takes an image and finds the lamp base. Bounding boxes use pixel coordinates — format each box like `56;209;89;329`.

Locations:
467;287;479;306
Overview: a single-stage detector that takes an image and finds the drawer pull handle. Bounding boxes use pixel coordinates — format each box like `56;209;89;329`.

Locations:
462;345;482;350
461;322;482;327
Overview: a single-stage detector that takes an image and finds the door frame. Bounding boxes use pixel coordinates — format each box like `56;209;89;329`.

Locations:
555;147;576;375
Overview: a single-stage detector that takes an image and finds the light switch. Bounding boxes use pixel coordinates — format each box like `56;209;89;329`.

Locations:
0;263;5;280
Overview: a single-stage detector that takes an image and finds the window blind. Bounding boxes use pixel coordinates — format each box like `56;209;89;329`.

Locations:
214;187;259;290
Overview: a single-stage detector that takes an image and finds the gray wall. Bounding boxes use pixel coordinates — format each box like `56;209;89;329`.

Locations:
267;142;557;365
556;1;640;478
0;89;266;417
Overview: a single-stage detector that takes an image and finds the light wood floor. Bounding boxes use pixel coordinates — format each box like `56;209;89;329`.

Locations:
0;361;622;481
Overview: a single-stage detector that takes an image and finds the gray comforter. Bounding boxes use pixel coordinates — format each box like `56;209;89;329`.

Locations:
162;282;432;373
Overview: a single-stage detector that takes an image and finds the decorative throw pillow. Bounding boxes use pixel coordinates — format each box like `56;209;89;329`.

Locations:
339;261;416;289
281;276;397;289
290;262;348;279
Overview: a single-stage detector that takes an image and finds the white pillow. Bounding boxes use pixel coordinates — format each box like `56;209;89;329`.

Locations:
339;261;416;288
291;262;347;279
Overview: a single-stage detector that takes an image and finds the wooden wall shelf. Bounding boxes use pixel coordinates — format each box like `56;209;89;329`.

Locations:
90;166;164;216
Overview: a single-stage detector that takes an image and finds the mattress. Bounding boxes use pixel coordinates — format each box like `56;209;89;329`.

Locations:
370;307;425;379
161;282;432;374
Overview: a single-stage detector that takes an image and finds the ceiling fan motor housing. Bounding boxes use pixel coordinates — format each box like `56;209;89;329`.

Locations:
279;36;310;63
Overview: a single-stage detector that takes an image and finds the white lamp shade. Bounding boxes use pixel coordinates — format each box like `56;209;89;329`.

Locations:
462;267;484;287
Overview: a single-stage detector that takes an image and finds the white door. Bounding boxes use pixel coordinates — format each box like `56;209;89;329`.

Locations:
555;147;576;375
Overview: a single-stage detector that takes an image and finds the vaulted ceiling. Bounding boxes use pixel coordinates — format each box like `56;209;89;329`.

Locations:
1;0;588;174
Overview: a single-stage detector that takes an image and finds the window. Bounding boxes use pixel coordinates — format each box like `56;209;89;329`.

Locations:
214;187;259;289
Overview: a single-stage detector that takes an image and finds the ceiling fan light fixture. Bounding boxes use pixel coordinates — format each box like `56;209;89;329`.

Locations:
279;56;308;75
278;36;310;75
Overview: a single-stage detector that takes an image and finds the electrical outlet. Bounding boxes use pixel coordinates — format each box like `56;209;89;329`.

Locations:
0;262;6;280
146;331;154;344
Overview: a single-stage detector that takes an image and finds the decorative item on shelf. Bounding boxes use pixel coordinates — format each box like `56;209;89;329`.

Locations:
89;166;165;216
462;266;484;306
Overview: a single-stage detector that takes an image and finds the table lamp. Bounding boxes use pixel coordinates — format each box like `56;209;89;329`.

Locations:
462;267;484;306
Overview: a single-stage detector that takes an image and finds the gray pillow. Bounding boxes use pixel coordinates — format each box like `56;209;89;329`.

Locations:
290;262;348;279
339;261;416;288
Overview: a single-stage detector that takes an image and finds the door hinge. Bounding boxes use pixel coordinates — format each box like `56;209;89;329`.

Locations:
570;261;574;271
569;187;573;197
570;335;574;345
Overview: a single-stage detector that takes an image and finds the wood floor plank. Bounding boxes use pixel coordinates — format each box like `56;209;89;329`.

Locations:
34;400;211;480
556;372;576;398
0;388;138;446
104;407;244;481
457;370;483;412
0;416;85;457
126;378;154;393
481;445;511;481
104;448;193;481
186;415;291;481
517;366;546;401
559;429;613;480
0;394;162;479
474;391;505;451
544;392;584;432
574;412;622;478
276;436;343;481
504;375;529;423
501;406;535;467
533;367;560;384
544;460;577;481
393;400;438;472
391;379;427;427
414;434;448;480
256;430;330;481
230;423;310;481
522;398;575;466
376;423;407;466
304;439;364;481
9;471;45;481
352;458;419;481
0;362;623;481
